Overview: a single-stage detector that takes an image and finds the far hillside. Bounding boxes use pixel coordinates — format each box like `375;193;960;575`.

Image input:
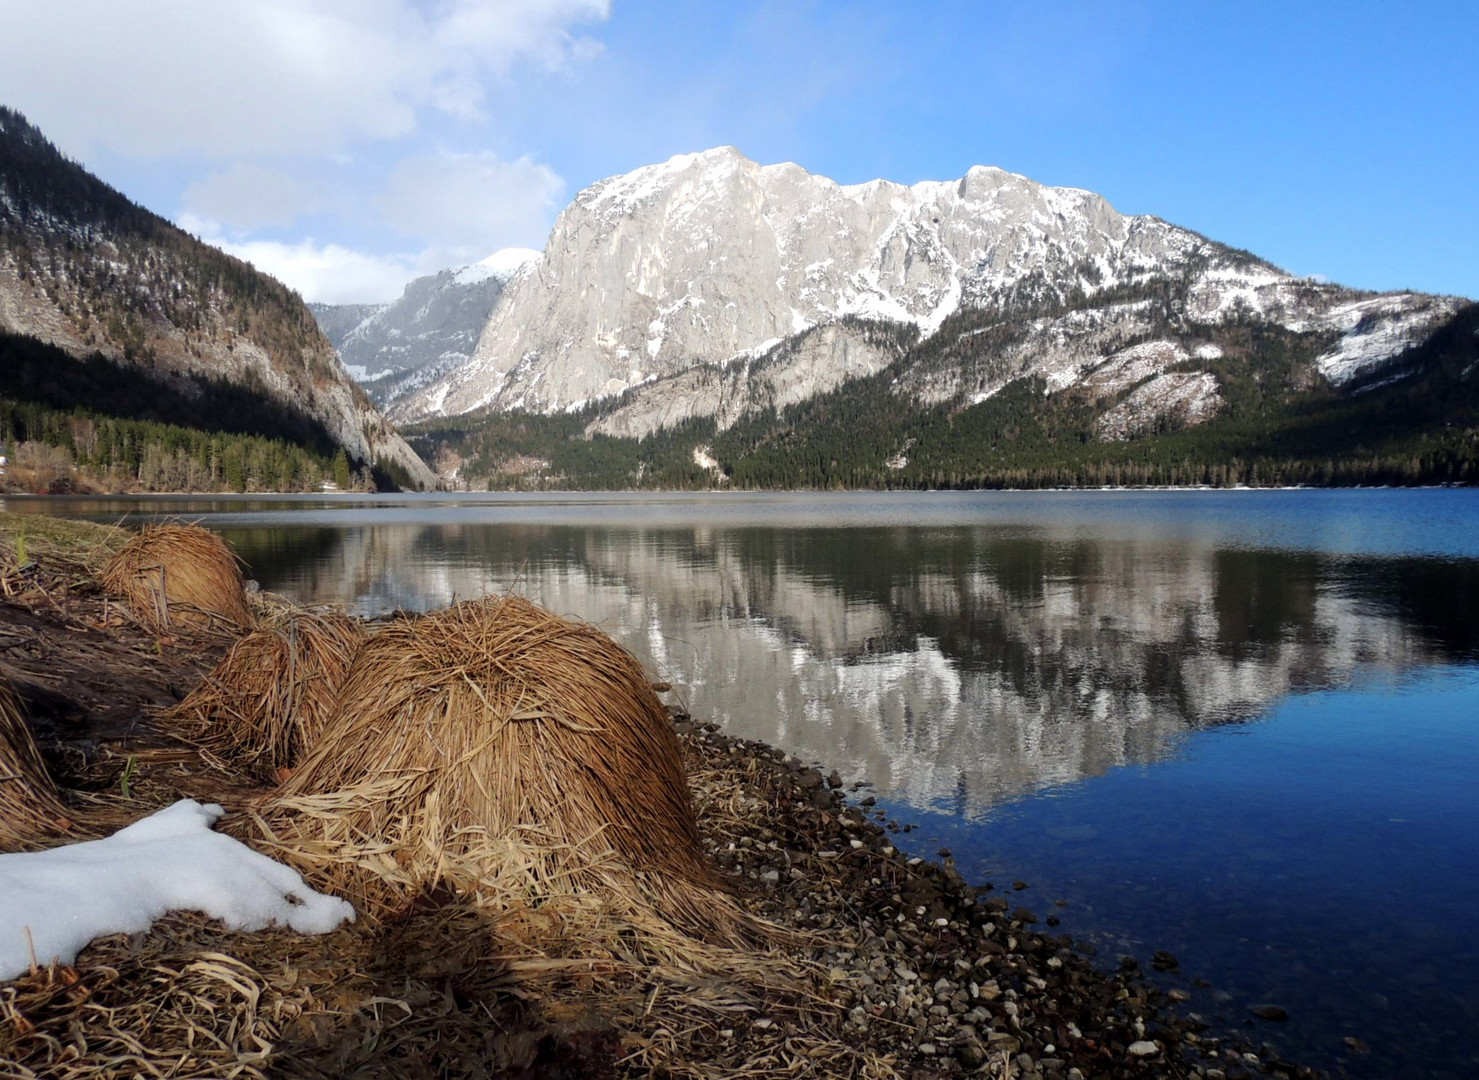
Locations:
0;107;434;493
407;301;1479;491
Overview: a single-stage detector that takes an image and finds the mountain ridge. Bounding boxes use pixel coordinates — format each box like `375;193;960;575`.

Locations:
395;146;1465;447
309;248;537;410
0;106;434;490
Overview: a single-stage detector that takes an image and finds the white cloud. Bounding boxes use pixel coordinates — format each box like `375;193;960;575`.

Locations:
379;152;566;262
2;1;605;304
182;164;324;231
176;144;568;302
0;0;610;160
179;214;418;304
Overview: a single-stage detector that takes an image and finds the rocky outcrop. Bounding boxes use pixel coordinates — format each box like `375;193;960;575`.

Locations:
401;147;1232;420
311;249;537;409
0;107;434;489
587;318;913;439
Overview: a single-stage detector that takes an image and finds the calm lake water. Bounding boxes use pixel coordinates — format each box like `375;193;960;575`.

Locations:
6;489;1478;1080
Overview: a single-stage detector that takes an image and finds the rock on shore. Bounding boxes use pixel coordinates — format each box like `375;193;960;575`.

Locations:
676;712;1318;1080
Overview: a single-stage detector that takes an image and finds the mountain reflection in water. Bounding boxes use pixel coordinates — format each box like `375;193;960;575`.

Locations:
11;489;1479;1079
220;520;1476;818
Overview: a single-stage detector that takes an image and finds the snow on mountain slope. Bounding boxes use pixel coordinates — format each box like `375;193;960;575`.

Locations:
312;249;539;408
400;147;1234;420
398;146;1468;437
585;319;910;439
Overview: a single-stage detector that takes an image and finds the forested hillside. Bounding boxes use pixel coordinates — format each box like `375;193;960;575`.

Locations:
0;333;379;492
409;302;1479;491
0;107;434;491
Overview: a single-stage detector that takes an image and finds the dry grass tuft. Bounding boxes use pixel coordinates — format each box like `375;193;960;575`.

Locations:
162;613;365;782
253;595;748;942
0;673;75;852
100;522;252;632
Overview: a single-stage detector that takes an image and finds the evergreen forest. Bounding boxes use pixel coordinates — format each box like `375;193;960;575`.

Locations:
409;302;1479;491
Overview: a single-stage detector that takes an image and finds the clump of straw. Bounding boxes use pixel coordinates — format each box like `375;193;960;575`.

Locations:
254;596;741;940
163;613;364;782
0;672;73;851
101;523;252;632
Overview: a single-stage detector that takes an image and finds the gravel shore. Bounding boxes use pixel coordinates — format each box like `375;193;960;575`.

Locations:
676;710;1319;1080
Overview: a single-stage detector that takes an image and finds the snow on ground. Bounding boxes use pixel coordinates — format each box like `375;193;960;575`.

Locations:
1096;371;1223;442
1082;340;1189;395
0;800;354;980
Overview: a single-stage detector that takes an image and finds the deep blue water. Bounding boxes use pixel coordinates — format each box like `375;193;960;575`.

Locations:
895;665;1479;1078
7;488;1478;1078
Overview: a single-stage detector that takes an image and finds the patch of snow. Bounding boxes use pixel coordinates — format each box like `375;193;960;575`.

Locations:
1350;368;1418;395
1194;343;1223;360
1043;365;1085;393
0;800;354;980
1314;295;1462;385
732;337;782;364
1083;341;1189;396
453;248;541;286
1097;372;1222;441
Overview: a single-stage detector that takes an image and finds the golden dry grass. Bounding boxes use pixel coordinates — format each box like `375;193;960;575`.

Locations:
0;526;905;1078
100;523;252;632
0;673;73;852
161;612;365;782
252;595;748;942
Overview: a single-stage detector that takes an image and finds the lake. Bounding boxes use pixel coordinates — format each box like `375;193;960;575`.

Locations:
6;488;1478;1079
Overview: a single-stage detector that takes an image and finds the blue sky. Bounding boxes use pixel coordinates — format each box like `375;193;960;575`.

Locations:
2;0;1474;304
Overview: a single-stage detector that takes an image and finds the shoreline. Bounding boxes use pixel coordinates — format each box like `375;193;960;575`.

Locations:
4;480;1478;501
0;515;1308;1079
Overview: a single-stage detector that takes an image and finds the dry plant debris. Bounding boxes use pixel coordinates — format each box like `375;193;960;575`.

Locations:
101;522;253;632
162;612;364;782
0;672;77;852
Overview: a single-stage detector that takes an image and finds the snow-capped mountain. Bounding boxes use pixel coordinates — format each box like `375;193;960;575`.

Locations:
311;248;537;408
398;146;1465;435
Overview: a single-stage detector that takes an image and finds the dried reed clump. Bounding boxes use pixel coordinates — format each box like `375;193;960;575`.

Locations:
254;596;743;940
163;613;365;782
0;673;73;852
101;523;252;632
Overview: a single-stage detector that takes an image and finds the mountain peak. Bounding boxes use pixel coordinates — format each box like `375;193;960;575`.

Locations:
452;247;541;287
394;145;1462;437
400;148;1238;419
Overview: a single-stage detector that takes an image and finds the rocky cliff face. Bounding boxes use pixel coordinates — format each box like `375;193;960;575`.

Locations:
310;249;537;410
586;318;914;439
0;108;434;489
399;146;1464;439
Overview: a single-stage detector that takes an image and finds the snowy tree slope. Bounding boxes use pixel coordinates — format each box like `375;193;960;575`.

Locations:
0;800;353;980
0;108;434;489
